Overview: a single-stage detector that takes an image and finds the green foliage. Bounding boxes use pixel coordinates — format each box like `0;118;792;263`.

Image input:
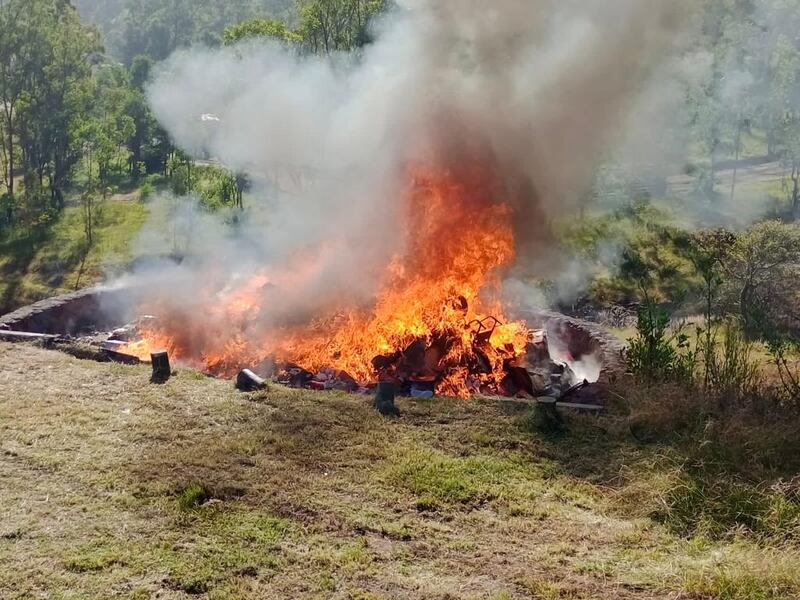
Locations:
0;0;99;208
627;303;694;384
223;18;297;45
724;221;800;336
704;320;761;404
298;0;388;54
82;64;137;189
177;483;210;511
659;469;800;541
560;200;697;306
764;335;800;405
115;0;296;63
194;165;245;209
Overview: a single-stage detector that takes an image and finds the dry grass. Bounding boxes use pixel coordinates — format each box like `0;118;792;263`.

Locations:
1;342;799;599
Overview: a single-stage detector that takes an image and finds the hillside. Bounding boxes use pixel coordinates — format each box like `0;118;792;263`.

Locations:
0;195;148;316
1;342;798;600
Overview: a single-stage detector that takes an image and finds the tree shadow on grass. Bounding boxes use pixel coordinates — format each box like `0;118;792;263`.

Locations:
0;214;97;314
0;225;55;314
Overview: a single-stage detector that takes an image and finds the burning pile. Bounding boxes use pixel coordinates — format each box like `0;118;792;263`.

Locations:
120;167;578;399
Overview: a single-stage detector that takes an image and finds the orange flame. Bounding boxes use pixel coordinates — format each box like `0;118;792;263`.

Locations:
125;165;531;397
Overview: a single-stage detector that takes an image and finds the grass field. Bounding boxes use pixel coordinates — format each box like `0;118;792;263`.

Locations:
2;342;799;600
0;195;148;315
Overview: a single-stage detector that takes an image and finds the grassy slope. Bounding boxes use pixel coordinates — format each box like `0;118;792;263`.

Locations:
0;195;148;315
1;343;798;600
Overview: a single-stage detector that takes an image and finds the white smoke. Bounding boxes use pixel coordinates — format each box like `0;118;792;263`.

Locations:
138;0;689;328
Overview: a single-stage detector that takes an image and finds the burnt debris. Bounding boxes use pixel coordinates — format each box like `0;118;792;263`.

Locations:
150;351;171;383
1;287;616;407
236;369;267;392
261;323;583;403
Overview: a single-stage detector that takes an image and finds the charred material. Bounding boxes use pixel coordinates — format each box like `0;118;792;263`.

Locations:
236;369;267;392
374;381;399;416
150;351;171;383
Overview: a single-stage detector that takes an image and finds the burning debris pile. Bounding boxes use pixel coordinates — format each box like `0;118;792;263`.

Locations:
92;0;685;405
102;168;591;401
100;311;581;401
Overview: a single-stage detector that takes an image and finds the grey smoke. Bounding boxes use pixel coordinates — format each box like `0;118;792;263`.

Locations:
136;0;689;333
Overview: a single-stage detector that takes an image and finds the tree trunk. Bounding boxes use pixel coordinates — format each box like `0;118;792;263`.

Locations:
7;117;13;198
730;121;742;203
740;283;756;335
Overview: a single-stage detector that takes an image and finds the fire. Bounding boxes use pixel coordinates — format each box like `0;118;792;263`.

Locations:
125;166;532;397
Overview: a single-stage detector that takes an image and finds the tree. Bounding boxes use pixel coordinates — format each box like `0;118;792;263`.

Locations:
38;7;99;208
716;221;800;335
0;0;50;198
766;35;800;217
83;65;136;189
0;0;98;211
222;18;297;45
297;0;387;54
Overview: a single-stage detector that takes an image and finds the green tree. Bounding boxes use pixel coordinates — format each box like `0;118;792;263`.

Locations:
716;221;800;335
764;30;800;216
222;17;297;45
83;65;136;189
0;0;99;211
0;0;51;198
297;0;387;54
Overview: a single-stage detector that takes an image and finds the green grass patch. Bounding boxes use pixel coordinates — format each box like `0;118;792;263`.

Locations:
0;197;148;313
177;483;211;511
384;445;580;512
65;542;125;573
684;567;799;600
516;578;589;599
658;473;800;541
146;507;294;594
386;447;525;508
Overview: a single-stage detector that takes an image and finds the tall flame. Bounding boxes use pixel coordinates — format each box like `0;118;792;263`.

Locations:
125;166;531;397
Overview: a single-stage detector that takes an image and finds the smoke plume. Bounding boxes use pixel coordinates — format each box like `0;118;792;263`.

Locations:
138;0;688;333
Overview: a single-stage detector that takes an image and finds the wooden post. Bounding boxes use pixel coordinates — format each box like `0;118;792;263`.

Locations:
151;351;171;383
374;382;399;416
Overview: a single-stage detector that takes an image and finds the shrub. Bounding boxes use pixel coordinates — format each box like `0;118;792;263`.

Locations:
703;319;761;405
764;335;800;406
177;483;210;511
627;302;694;384
139;179;155;201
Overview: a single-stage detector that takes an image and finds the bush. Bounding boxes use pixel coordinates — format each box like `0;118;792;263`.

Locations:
702;319;761;405
764;335;800;406
139;179;155;201
177;483;210;511
627;302;694;384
